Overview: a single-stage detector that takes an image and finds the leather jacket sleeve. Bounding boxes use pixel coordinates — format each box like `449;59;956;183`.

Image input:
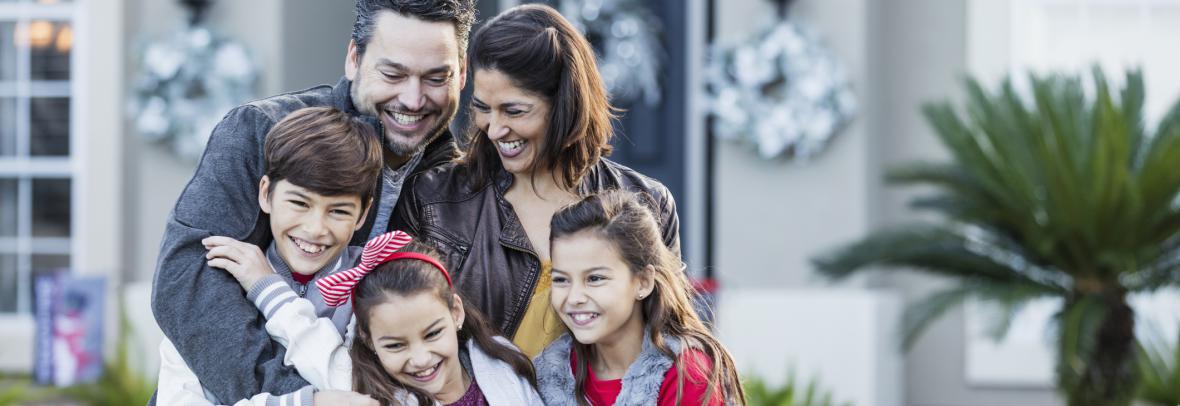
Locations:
654;185;682;260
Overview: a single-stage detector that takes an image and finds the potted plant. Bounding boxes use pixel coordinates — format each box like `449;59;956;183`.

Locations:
812;68;1180;406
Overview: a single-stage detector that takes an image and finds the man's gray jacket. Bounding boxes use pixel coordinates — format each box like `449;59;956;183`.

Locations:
150;76;457;403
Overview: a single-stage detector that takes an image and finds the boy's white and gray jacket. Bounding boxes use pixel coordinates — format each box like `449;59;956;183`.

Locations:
156;246;360;406
154;274;341;406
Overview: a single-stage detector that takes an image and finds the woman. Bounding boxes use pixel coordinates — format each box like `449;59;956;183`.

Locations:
392;3;681;358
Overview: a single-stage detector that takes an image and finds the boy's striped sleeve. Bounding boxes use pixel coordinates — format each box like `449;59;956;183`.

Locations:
230;385;314;406
248;275;299;320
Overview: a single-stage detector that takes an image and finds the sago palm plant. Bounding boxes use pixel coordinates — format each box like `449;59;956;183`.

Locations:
812;68;1180;406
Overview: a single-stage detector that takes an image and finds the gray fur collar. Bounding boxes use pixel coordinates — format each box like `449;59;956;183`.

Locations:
534;331;681;406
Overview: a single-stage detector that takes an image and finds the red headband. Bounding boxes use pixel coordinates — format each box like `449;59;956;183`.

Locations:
316;231;453;307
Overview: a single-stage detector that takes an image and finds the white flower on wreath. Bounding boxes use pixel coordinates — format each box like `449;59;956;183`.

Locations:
705;20;856;160
131;24;258;162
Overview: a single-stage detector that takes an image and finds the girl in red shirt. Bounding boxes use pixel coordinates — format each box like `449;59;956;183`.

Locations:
534;190;747;405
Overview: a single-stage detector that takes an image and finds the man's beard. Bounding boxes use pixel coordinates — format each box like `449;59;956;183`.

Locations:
349;75;459;157
385;128;434;156
382;102;456;156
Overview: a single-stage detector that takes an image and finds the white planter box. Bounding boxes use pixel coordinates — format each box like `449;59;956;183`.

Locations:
716;288;903;406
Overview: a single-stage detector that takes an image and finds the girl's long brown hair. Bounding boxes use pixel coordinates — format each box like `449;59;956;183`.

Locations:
550;191;747;405
348;241;537;405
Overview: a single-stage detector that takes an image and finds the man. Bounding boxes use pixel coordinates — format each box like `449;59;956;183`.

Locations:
149;1;475;403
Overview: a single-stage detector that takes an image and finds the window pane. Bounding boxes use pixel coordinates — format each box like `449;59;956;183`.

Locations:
0;254;15;313
0;22;15;81
31;178;68;237
0;179;15;237
31;254;68;274
30;97;69;156
0;98;14;156
29;20;70;81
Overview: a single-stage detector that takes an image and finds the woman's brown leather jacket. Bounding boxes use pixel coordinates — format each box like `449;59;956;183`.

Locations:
391;158;681;337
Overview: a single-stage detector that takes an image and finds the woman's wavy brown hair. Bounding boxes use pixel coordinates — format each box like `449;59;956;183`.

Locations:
459;4;617;190
348;241;537;405
550;190;747;405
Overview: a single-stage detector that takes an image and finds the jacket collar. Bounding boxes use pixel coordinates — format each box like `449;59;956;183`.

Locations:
331;76;361;116
492;160;611;252
264;241;349;290
491;160;608;197
534;330;680;406
464;337;545;405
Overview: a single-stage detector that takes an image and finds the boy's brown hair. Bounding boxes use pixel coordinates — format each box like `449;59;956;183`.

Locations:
264;107;384;209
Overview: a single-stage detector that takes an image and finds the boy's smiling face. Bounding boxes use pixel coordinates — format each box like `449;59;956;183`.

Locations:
259;176;368;275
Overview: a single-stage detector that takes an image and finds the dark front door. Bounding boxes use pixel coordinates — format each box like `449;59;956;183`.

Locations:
556;0;692;263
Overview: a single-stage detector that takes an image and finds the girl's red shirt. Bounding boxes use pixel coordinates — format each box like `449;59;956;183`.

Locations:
572;348;722;406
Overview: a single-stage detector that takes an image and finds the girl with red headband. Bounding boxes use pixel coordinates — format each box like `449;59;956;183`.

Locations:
260;231;543;405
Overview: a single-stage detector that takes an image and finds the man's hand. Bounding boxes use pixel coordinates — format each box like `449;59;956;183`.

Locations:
203;236;273;291
313;390;379;406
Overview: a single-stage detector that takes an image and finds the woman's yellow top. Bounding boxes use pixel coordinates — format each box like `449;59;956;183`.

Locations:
511;261;566;358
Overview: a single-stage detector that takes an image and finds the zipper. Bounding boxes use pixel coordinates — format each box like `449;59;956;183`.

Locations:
426;228;470;255
500;241;541;337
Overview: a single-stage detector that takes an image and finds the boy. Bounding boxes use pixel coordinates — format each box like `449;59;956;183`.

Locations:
156;107;383;406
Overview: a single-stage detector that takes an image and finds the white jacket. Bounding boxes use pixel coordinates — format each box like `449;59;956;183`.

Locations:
157;339;315;406
264;294;544;405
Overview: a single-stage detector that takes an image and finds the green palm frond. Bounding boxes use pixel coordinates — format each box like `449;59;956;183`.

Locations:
815;66;1180;297
813;67;1180;406
1053;295;1106;388
1137;326;1180;405
900;281;1053;350
812;224;1068;293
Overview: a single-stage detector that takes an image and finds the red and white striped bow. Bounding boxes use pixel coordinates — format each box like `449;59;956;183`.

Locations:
316;231;414;307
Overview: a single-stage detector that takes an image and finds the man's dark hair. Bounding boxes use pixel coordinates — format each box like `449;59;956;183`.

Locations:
351;0;477;59
264;107;384;210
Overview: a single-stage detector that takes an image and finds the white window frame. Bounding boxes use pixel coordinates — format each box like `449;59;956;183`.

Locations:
0;0;85;372
0;1;80;316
